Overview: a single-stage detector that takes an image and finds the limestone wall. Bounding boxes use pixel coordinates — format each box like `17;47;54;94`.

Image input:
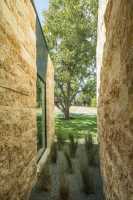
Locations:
0;1;37;199
46;56;55;147
97;0;133;199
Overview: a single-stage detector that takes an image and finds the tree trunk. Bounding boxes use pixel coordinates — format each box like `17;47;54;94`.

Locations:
64;105;70;120
64;82;71;120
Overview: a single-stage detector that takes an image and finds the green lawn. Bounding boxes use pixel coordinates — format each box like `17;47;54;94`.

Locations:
55;114;97;140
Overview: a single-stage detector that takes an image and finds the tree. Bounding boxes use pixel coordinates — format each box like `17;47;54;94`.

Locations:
74;75;96;106
43;0;98;119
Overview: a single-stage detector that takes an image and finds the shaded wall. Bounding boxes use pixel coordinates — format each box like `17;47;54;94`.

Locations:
97;0;133;199
0;1;36;199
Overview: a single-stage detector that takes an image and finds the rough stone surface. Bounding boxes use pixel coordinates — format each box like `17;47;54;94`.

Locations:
97;0;133;199
46;56;55;147
0;1;55;199
0;1;37;199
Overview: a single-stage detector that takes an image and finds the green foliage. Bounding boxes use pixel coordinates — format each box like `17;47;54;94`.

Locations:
91;97;97;107
56;114;97;140
43;0;98;119
75;78;96;106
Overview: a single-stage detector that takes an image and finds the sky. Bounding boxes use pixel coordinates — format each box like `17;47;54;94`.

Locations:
34;0;49;25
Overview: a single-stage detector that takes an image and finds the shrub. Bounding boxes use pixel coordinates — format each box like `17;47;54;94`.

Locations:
57;134;64;150
91;145;100;167
59;174;70;200
80;164;95;195
85;135;99;166
69;134;78;158
50;142;58;164
64;151;73;174
85;134;93;153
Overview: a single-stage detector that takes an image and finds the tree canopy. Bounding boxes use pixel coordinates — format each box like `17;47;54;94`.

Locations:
43;0;98;119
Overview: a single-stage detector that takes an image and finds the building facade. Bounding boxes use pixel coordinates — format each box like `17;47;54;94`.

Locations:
97;0;133;199
0;1;54;199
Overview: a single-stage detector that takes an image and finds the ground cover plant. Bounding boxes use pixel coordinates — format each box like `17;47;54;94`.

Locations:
84;134;100;167
36;159;52;192
68;134;78;158
80;164;95;195
30;113;105;200
64;150;73;174
57;134;64;150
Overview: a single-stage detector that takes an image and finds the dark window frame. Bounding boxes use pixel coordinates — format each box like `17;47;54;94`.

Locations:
31;0;49;162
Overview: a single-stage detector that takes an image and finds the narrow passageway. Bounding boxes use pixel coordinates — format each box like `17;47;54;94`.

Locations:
30;0;101;198
0;0;132;199
30;107;104;200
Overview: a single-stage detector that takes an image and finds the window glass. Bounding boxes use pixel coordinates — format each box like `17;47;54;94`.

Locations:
36;76;46;155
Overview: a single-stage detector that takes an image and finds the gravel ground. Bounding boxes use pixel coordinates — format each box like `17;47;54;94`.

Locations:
30;142;104;200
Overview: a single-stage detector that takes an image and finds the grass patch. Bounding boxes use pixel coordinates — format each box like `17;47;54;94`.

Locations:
55;113;97;140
